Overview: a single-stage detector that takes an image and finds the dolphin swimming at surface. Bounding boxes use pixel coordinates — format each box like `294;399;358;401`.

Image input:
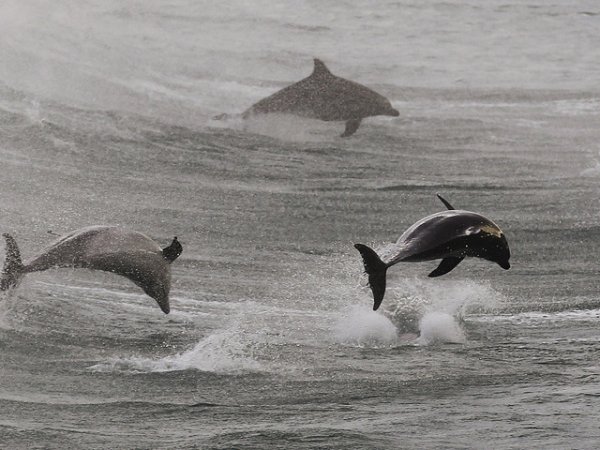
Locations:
239;58;400;137
354;195;510;311
0;226;182;314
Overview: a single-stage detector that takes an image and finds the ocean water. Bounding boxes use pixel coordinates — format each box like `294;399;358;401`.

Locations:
1;1;600;448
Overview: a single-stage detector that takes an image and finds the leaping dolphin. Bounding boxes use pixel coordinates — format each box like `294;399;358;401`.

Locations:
0;226;183;314
240;58;399;137
354;195;510;311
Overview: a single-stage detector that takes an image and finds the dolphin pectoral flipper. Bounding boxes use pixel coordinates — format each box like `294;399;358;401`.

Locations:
341;119;362;137
436;194;456;210
428;256;464;277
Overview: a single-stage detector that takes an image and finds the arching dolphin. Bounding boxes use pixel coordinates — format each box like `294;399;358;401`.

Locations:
354;195;510;311
0;226;183;314
241;58;399;137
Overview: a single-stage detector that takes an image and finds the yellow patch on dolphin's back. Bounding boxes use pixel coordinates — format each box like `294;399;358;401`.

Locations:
479;224;503;238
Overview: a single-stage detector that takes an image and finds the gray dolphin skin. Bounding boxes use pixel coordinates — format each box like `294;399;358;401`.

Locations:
0;226;183;314
354;195;510;311
242;58;400;137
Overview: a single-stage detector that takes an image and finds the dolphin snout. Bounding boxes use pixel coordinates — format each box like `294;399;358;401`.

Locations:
389;108;400;117
154;295;170;314
498;261;510;270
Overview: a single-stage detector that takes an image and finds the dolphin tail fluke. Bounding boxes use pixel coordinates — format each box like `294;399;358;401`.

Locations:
354;243;388;311
1;233;25;291
162;237;183;263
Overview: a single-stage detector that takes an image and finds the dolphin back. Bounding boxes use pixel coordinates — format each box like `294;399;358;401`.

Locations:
390;211;500;264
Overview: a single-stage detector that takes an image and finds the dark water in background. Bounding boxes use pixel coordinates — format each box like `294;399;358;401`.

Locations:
1;1;600;448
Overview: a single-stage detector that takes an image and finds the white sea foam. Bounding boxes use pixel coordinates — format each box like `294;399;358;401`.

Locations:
552;98;600;116
474;308;600;325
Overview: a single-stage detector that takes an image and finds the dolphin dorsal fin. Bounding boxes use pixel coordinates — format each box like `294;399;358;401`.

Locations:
436;194;456;210
312;58;332;77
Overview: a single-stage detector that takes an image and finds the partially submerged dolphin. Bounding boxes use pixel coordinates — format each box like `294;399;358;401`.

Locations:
0;226;182;314
241;58;399;137
355;195;510;311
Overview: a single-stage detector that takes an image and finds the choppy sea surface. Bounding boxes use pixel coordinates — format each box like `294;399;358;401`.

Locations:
1;1;600;448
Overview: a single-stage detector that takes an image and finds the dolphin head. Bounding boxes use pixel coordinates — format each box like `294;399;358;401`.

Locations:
155;295;171;314
381;102;400;117
131;266;172;314
370;94;399;118
143;281;171;314
475;230;511;270
492;232;511;270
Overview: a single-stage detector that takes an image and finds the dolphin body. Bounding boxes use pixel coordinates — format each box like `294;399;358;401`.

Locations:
0;226;182;314
354;195;510;311
242;58;400;137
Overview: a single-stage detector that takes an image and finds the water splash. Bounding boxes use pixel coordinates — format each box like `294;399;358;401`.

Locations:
388;278;503;317
383;277;504;344
90;326;262;374
417;311;466;345
333;304;398;347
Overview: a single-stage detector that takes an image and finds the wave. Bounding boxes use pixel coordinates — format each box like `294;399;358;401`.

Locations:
473;308;600;325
